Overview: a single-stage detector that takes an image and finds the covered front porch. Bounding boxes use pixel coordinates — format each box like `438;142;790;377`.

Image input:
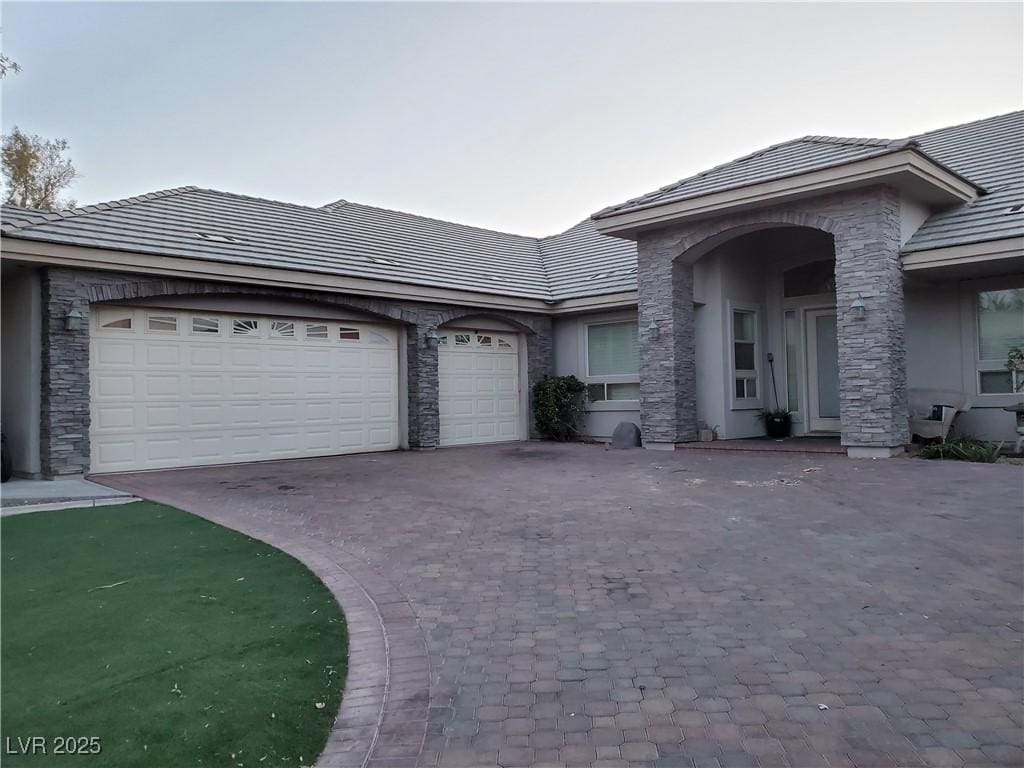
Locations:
634;187;910;458
688;225;847;444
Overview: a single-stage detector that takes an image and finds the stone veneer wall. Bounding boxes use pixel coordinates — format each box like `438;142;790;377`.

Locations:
40;267;553;477
635;185;909;450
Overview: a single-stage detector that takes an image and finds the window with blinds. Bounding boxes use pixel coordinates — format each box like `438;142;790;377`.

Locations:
587;321;639;377
977;288;1024;394
586;320;640;402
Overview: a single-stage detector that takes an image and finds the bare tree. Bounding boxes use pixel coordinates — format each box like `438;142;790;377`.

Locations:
2;127;79;210
0;53;19;78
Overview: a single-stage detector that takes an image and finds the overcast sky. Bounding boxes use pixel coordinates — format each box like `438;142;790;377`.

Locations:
3;2;1021;235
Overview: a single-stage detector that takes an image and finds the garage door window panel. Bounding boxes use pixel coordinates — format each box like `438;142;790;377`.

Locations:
100;315;134;330
270;321;294;338
191;316;220;335
232;318;260;337
146;315;178;333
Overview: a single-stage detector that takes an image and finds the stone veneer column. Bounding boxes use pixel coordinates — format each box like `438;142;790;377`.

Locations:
40;268;92;476
523;315;553;439
406;322;440;449
636;231;697;448
833;188;909;457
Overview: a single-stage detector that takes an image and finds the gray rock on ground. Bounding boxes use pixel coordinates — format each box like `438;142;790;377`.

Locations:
610;421;642;449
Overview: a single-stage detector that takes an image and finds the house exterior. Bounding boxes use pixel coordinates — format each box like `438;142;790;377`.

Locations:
1;111;1021;477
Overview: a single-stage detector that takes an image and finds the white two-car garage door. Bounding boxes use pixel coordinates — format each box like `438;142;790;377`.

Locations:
438;329;521;446
90;306;400;473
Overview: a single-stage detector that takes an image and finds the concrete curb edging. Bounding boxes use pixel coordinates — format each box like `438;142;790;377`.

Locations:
0;496;142;516
85;490;430;768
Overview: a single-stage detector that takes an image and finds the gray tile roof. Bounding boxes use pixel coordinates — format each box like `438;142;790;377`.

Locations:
2;112;1018;304
592;136;916;219
595;111;1022;256
903;111;1023;252
539;219;637;299
1;187;637;302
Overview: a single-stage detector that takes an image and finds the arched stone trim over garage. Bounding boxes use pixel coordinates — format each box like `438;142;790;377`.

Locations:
39;267;553;476
88;278;409;324
635;186;908;454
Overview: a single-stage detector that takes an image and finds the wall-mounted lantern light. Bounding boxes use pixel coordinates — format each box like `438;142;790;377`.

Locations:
424;328;440;347
849;298;867;321
646;318;660;340
64;307;85;332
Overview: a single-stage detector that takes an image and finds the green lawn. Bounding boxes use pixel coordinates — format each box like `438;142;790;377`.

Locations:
1;501;347;767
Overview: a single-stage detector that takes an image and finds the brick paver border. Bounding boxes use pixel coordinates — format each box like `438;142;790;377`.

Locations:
91;481;431;768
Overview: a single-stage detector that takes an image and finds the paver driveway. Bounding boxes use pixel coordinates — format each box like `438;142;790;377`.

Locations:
99;444;1024;768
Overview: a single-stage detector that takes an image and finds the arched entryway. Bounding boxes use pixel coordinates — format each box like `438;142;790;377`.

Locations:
634;188;910;457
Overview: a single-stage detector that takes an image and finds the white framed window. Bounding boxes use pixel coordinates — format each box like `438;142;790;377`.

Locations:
587;382;642;402
477;334;493;346
730;305;761;407
305;323;329;340
976;288;1024;395
454;333;471;346
338;327;360;341
784;310;800;413
584;319;640;402
191;316;220;335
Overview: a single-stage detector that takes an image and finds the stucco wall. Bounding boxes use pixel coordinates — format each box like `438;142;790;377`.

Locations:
1;265;42;476
906;275;1022;442
552;310;641;439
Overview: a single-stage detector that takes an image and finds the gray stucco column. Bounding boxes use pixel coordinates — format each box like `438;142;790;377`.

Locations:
406;322;440;449
833;189;910;457
637;231;697;448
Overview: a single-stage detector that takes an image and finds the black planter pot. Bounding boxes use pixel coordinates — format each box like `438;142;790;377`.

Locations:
764;414;792;439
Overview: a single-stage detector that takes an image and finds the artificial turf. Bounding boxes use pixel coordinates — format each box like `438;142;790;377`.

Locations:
1;501;347;767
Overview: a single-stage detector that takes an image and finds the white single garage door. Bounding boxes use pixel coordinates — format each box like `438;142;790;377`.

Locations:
438;329;520;446
90;306;400;473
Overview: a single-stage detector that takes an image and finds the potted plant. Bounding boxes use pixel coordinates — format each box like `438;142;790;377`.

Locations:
759;408;792;438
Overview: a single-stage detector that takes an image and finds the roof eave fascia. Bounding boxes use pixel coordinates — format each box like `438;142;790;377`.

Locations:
547;291;638;314
591;149;980;238
0;237;641;315
0;237;561;314
901;236;1024;271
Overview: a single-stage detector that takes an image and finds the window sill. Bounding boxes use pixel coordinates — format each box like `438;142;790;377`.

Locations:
974;394;1024;407
730;401;763;412
587;400;641;412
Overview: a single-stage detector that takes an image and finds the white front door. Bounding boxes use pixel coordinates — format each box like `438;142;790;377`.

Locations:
438;329;521;446
805;309;841;433
90;306;401;472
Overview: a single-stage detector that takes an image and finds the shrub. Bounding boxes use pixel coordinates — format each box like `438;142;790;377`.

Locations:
917;436;1002;463
532;375;588;441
